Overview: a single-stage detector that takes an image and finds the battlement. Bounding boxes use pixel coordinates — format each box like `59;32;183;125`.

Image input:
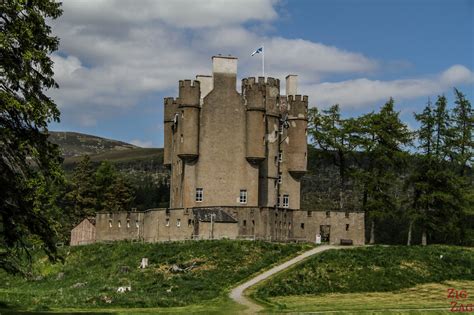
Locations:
178;80;200;107
288;94;308;118
179;79;200;88
242;77;280;89
164;97;179;121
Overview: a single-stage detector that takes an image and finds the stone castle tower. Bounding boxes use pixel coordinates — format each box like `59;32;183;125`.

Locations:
164;56;308;211
84;55;365;246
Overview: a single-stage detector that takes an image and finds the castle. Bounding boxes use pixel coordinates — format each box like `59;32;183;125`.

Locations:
70;56;365;246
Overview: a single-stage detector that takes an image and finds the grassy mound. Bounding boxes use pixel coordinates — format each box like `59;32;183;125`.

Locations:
0;240;311;311
253;245;473;299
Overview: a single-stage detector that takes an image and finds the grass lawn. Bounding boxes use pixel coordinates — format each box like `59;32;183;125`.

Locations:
254;280;474;314
0;240;312;312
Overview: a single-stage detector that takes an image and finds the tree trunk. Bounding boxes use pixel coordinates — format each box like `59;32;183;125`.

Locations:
369;220;375;244
407;220;413;246
421;227;427;246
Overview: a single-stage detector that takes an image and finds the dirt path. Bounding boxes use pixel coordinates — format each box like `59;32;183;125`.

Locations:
229;245;339;314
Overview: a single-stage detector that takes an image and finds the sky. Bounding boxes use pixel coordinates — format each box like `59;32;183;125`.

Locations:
48;0;474;147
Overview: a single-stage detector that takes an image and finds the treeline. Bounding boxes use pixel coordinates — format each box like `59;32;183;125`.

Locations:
56;156;169;241
308;88;473;246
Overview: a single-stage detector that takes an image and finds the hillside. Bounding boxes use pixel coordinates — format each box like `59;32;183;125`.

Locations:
49;131;138;158
252;245;474;298
0;241;311;312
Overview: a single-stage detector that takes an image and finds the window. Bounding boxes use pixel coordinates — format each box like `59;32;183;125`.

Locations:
278;173;282;184
307;210;312;217
252;220;255;226
345;212;349;218
239;189;247;204
301;223;305;229
243;220;247;227
127;220;130;228
118;220;121;228
346;224;350;231
188;219;192;226
180;134;184;143
282;194;289;208
277;194;281;207
278;151;283;162
326;211;331;218
279;122;283;134
165;218;170;227
177;219;181;227
136;220;139;228
108;219;112;228
196;188;203;202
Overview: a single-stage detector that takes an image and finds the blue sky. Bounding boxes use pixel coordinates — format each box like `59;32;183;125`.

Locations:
49;0;473;147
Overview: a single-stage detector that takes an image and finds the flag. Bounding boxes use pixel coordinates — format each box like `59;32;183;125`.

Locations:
251;47;263;56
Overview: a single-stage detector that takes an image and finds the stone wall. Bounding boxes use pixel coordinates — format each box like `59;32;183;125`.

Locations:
70;219;96;246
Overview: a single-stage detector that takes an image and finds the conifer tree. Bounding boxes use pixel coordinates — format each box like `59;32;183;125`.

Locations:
355;99;411;244
308;105;357;211
0;0;63;272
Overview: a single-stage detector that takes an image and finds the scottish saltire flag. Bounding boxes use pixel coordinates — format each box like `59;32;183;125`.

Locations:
251;47;263;56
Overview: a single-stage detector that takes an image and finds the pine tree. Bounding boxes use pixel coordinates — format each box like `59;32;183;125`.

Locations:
355;98;412;244
0;0;63;272
308;105;357;211
65;155;97;222
450;88;473;175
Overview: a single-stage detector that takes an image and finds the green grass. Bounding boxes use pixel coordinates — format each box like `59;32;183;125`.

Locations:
0;240;311;312
255;280;474;314
252;245;474;300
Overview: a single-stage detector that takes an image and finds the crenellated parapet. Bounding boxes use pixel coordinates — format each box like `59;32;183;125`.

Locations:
178;80;200;108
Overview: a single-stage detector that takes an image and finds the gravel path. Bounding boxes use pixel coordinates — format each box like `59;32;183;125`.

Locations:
229;245;339;314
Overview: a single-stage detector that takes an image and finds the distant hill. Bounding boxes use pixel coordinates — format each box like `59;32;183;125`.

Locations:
49;131;138;158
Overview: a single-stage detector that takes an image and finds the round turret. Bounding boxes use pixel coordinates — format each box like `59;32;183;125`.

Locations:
177;80;200;162
286;95;308;179
163;97;178;165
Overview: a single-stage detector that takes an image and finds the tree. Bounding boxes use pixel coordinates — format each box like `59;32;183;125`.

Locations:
308;105;357;211
354;99;412;244
409;94;468;246
0;0;63;272
94;161;134;213
65;155;97;222
450;88;473;175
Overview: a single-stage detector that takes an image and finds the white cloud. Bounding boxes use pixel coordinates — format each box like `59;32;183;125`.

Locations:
305;65;474;108
130;139;153;148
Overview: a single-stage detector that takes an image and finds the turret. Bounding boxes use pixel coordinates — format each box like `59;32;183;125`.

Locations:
163;97;178;165
286;94;308;179
242;77;266;164
177;80;200;162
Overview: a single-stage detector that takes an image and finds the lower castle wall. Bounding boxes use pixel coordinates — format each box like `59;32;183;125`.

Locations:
92;208;365;245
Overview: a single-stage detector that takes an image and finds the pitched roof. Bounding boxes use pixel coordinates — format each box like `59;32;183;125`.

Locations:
192;208;237;223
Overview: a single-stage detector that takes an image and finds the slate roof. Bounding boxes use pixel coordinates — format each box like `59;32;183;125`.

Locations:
193;208;238;223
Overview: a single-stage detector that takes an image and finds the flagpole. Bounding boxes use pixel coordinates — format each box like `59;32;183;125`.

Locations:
262;44;265;77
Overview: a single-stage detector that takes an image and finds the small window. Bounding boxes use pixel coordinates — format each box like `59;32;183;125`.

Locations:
252;220;255;226
326;211;331;218
278;151;283;162
180;134;184;143
277;194;281;207
278;173;282;184
188;219;192;226
345;212;349;218
346;224;350;231
239;189;247;204
165;218;170;227
282;194;289;208
243;220;247;227
288;222;292;230
279;123;283;134
196;188;203;202
177;219;181;227
127;220;130;228
307;211;312;217
108;219;112;228
274;130;278;137
136;220;139;228
301;223;305;229
118;220;121;228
